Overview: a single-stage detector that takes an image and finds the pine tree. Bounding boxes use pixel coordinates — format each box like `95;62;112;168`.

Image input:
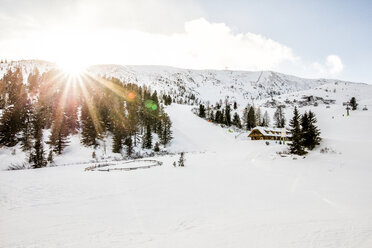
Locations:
29;107;47;168
163;95;172;105
143;124;152;149
81;102;100;147
6;67;24;106
199;104;206;118
233;101;238;110
151;90;159;105
126;93;140;143
302;111;321;150
112;121;126;153
150;91;160;119
27;67;40;95
0;68;27;146
247;107;256;130
289;107;306;155
154;142;160;152
160;114;172;147
0;77;5;109
300;111;309;145
65;102;79;134
232;112;242;128
274;106;286;128
209;110;215;122
215;110;224;123
225;104;232;126
49;112;70;155
125;137;133;156
350;97;358;110
112;130;123;153
20;100;33;151
0;105;19;146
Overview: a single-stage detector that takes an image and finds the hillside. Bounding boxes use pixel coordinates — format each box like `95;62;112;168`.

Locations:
88;64;333;104
0;60;362;105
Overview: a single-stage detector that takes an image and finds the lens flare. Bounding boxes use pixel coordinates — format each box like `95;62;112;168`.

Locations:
145;100;153;109
128;92;135;99
145;100;157;111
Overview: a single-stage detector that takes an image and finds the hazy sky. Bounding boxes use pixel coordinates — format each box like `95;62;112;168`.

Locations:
0;0;371;83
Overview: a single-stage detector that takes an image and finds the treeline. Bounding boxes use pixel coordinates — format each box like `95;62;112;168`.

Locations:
198;101;287;130
0;67;173;168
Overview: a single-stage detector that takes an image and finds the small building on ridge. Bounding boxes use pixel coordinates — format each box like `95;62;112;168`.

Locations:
248;126;292;141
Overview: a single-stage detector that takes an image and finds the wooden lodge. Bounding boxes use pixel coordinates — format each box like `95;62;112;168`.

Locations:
248;126;292;141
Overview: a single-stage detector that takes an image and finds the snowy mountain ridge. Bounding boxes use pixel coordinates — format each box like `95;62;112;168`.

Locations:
0;60;365;105
88;64;359;104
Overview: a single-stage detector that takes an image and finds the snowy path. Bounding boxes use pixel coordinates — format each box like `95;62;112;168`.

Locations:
1;104;372;248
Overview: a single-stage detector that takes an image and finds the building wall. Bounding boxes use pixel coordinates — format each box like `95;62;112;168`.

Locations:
249;134;291;141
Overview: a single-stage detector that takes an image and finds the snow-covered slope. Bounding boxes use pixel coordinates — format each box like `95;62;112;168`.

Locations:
265;81;372;107
1;102;372;247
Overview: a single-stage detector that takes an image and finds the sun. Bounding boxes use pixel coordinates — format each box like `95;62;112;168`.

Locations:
57;59;88;76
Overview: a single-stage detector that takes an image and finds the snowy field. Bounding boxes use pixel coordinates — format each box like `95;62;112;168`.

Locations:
1;97;372;247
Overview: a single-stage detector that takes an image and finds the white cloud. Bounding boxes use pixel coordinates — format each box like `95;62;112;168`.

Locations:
312;55;344;77
174;18;299;70
0;18;299;72
0;10;344;80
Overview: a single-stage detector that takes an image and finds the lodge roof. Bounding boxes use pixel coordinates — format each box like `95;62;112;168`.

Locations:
248;126;292;138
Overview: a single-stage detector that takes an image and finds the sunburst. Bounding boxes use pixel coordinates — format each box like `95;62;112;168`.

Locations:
57;59;87;77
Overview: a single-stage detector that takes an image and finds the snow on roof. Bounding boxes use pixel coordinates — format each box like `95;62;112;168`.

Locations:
248;126;291;137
